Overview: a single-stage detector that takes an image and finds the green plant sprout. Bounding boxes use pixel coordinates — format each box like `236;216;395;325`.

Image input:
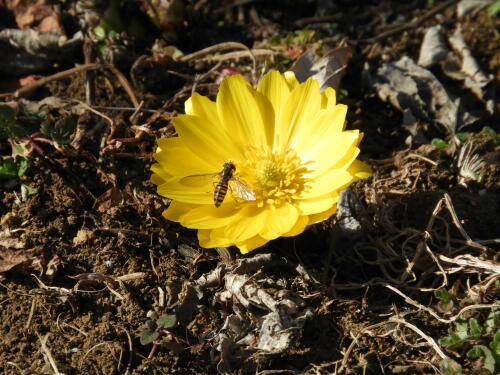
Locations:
439;310;499;374
0;104;75;181
140;313;182;359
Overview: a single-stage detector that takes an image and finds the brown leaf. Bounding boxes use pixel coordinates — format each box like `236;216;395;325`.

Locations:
0;246;43;273
93;187;132;213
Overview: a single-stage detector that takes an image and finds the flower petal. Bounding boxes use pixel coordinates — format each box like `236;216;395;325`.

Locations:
223;205;267;243
198;228;233;248
279;77;321;147
296;193;337;215
259;203;299;240
321;87;337;109
162;201;198;223
173;115;227;167
236;235;269;254
152;137;214;179
184;93;245;160
217;74;274;149
283;71;299;90
303;131;361;177
348;160;373;180
257;70;291;129
290;104;347;154
282;215;309;237
302;170;353;199
180;202;240;229
308;204;337;225
158;177;212;205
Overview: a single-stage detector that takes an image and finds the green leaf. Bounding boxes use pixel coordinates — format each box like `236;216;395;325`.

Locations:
157;314;176;329
481;126;497;137
469;318;483;339
0;157;29;179
21;184;38;201
455;132;471;142
455;319;469;340
488;1;500;16
431;138;448;149
467;345;495;373
490;329;500;356
439;358;462;375
51;117;76;145
93;25;107;41
439;331;465;349
140;329;159;345
0;105;25;140
435;289;454;304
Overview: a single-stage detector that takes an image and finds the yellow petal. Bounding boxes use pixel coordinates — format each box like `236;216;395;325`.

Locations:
173;114;228;167
153;137;214;179
158;178;212;205
217;74;274;149
296;193;337;215
302;170;353;199
282;215;309;237
223;205;267;243
257;70;291;128
236;235;269;254
259;204;299;240
321;87;337;109
308;204;337;225
180;202;240;229
283;71;299;90
200;227;234;248
151;171;166;186
162;201;198;223
290;104;347;153
278;77;321;147
184;93;245;160
348;160;373;180
302;131;360;177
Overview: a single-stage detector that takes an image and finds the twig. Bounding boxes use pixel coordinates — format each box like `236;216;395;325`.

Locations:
180;42;257;81
38;332;65;375
122;328;133;375
0;63;139;108
361;0;459;44
389;317;448;360
384;283;500;324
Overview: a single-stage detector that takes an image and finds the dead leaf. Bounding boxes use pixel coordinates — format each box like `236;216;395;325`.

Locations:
72;229;94;246
93;187;132;213
291;46;352;92
0;246;43;273
366;56;479;135
0;228;27;249
4;0;61;30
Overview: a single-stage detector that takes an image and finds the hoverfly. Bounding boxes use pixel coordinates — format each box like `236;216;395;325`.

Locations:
180;162;257;207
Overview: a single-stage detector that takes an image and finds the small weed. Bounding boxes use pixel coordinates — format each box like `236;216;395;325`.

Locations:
140;312;183;359
0;104;75;185
439;310;500;374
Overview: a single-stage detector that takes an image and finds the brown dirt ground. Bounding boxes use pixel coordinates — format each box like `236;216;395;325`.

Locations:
0;1;499;375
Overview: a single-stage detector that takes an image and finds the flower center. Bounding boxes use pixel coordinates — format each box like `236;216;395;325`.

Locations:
242;146;312;207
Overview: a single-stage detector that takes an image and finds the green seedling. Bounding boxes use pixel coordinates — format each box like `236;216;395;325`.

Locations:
140;313;182;359
431;137;448;149
439;310;499;374
439;358;463;375
488;0;500;16
41;116;76;146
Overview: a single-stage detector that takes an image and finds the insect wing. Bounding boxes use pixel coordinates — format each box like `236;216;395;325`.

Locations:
229;177;257;201
180;173;218;187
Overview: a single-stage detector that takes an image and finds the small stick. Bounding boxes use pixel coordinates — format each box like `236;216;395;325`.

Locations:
38;332;65;375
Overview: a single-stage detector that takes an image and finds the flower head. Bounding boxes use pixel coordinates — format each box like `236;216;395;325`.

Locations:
151;71;372;253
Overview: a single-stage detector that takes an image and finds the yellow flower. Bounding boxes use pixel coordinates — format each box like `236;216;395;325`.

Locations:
151;70;372;253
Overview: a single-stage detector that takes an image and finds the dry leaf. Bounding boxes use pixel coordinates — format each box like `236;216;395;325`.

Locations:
0;246;43;273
